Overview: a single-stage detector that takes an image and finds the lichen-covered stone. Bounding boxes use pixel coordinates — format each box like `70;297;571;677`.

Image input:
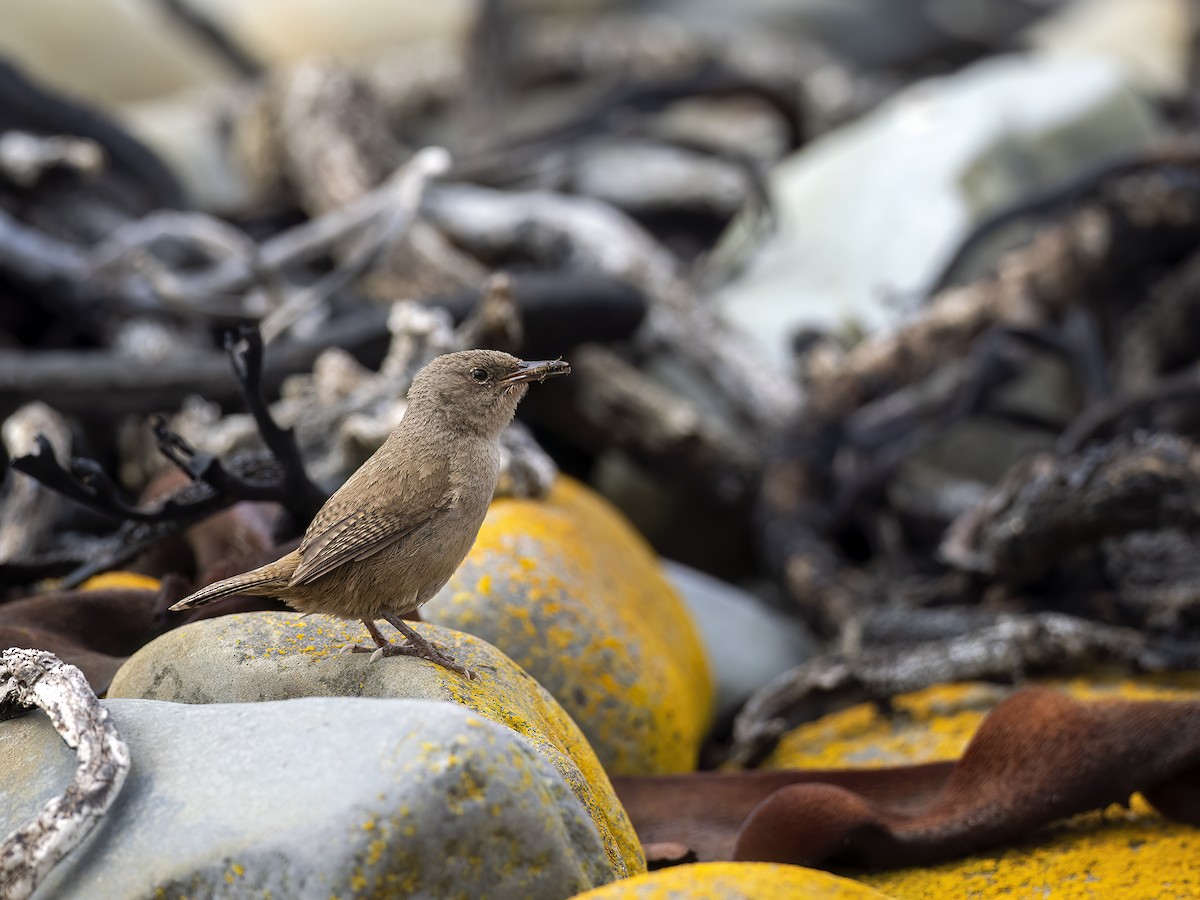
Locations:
108;613;643;879
77;571;161;592
767;676;1200;898
568;862;892;899
424;476;714;775
1;697;615;899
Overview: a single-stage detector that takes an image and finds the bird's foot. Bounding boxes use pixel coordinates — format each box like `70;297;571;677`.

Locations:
368;639;477;680
338;642;378;655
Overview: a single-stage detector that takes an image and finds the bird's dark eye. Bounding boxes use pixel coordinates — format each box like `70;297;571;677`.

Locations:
470;367;489;383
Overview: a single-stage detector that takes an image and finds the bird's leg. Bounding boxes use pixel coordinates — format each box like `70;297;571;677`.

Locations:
338;617;475;680
376;613;477;680
337;619;392;655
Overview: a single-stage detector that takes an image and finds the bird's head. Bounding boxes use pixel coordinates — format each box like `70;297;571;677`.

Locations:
406;349;570;436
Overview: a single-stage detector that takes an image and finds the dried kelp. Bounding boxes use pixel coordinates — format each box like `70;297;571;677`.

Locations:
2;328;322;592
618;688;1200;868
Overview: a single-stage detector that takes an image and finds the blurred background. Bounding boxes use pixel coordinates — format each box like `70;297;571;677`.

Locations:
3;0;1200;670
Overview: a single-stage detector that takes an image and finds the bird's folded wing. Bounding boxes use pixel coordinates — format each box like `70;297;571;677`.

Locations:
290;469;453;587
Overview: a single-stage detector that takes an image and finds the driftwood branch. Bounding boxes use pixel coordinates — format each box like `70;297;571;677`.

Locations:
1115;245;1200;390
424;183;801;431
802;155;1200;418
924;145;1200;295
0;132;103;188
1;140;455;331
1058;363;1200;453
0;649;130;900
0;272;646;419
11;418;304;534
941;433;1200;581
0;316;383;418
0;404;71;565
759;153;1200;635
260;147;452;342
568;344;760;499
454;271;522;353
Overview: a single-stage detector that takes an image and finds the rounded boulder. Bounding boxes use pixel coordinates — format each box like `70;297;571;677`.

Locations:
425;476;714;775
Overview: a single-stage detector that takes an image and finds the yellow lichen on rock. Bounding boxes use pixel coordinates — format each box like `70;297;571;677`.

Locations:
424;476;714;775
765;682;1010;769
865;794;1200;900
568;862;893;899
78;571;161;592
762;676;1200;898
767;675;1200;769
108;612;645;879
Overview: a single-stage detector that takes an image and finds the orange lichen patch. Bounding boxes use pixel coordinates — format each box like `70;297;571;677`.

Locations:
765;676;1200;898
568;862;892;899
425;476;714;775
78;571;161;592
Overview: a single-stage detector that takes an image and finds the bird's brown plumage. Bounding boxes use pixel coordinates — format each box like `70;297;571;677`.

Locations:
170;349;570;675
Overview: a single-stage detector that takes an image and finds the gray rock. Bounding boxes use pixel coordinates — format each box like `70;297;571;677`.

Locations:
662;561;817;719
715;54;1161;367
1;697;621;899
106;614;643;878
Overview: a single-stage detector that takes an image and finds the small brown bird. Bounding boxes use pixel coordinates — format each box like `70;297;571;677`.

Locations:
170;349;570;678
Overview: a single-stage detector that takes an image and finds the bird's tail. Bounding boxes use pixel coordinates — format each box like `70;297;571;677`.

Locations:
170;564;287;611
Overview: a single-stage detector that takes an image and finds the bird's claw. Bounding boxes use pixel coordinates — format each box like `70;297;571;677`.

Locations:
433;655;477;681
365;638;475;679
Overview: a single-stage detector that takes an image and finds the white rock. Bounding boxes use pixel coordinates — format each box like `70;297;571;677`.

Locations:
714;54;1161;367
662;561;816;719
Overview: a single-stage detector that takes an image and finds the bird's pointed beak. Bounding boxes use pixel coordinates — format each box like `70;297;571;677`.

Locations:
499;358;571;384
